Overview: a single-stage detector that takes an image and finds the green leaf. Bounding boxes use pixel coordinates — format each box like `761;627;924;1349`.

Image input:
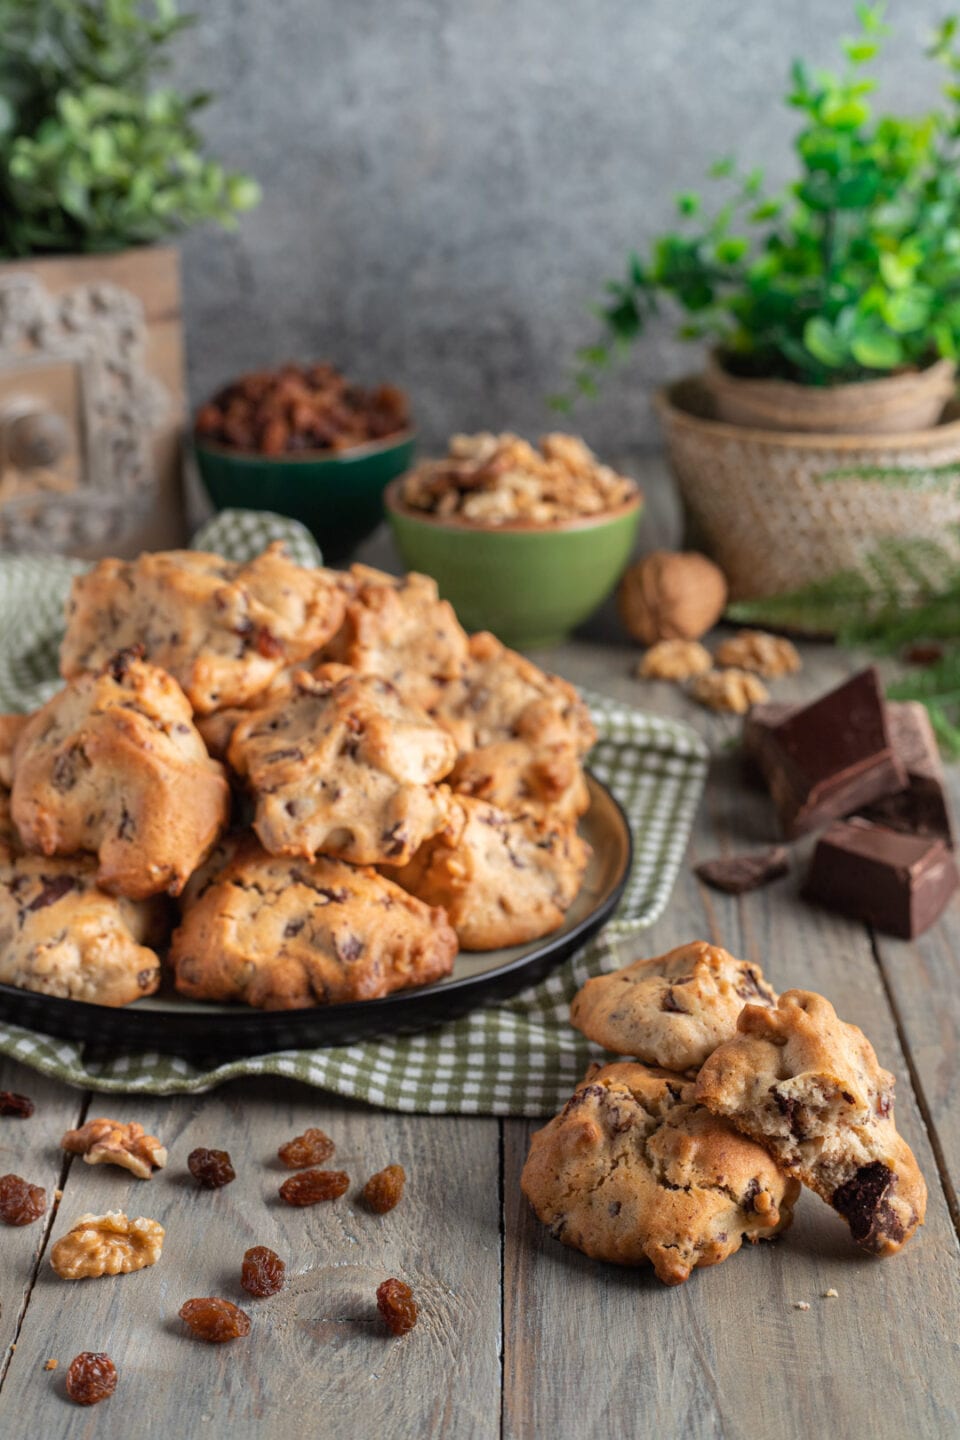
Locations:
803;316;847;366
849;327;904;368
676;191;700;217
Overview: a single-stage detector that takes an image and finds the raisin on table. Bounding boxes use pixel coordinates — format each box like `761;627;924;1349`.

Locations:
0;1173;46;1226
241;1246;285;1297
65;1352;117;1406
179;1297;251;1342
363;1164;406;1214
277;1127;335;1169
376;1278;418;1336
279;1168;349;1206
0;1090;34;1118
187;1147;236;1189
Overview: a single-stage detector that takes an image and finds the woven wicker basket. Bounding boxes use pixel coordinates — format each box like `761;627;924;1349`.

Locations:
655;376;960;601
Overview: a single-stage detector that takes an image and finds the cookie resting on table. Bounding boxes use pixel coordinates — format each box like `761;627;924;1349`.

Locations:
430;630;596;758
59;542;345;715
694;989;927;1256
9;651;229;899
0;845;165;1005
570;941;777;1073
227;664;456;867
170;840;459;1010
322;565;471;714
391;794;590;950
521;1061;799;1286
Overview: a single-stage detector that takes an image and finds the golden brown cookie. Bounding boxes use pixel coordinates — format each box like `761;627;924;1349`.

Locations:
521;1061;799;1285
170;839;458;1010
430;631;596;758
59;543;345;715
323;565;470;713
449;738;590;826
0;714;27;788
570;941;777;1072
227;664;455;867
11;650;230;899
391;794;590;950
694;989;927;1256
0;845;165;1005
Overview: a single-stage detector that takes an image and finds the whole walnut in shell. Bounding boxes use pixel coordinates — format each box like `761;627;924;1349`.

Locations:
618;551;728;645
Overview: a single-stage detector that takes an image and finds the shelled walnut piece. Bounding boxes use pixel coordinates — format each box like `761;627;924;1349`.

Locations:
61;1118;167;1179
715;629;801;678
690;668;770;715
50;1211;164;1279
639;639;712;681
618;551;728;645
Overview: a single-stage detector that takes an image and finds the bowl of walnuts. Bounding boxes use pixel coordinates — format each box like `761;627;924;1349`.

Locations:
194;362;415;562
385;432;642;648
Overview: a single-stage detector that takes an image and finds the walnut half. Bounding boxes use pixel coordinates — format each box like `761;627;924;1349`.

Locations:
714;629;801;678
690;668;770;715
638;639;713;682
50;1210;165;1280
61;1118;167;1180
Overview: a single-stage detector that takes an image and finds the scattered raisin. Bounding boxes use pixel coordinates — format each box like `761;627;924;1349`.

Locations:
376;1278;418;1336
279;1168;349;1206
187;1147;236;1189
65;1352;117;1406
0;1090;34;1118
241;1246;285;1298
0;1173;46;1226
179;1297;251;1343
362;1164;406;1214
277;1127;335;1169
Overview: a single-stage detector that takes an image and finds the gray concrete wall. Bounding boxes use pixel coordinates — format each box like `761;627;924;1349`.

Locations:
174;0;943;455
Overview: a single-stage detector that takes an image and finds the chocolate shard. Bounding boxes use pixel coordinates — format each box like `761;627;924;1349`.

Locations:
695;847;790;895
805;817;959;939
747;668;907;839
858;702;954;849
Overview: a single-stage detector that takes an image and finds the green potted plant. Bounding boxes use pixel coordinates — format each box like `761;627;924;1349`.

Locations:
0;0;259;557
563;5;960;611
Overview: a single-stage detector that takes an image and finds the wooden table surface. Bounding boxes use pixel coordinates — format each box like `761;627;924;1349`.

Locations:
1;461;959;1439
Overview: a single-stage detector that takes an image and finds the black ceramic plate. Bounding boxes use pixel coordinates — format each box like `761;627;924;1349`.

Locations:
0;774;631;1060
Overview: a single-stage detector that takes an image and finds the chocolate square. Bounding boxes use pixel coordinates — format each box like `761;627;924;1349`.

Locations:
859;701;954;848
805;817;959;939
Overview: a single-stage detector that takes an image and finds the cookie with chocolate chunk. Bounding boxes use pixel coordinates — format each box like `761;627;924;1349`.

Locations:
0;844;165;1005
59;542;345;714
694;989;926;1256
170;839;458;1010
570;941;777;1073
449;738;590;826
11;651;229;899
228;664;455;867
521;1061;799;1286
391;794;590;950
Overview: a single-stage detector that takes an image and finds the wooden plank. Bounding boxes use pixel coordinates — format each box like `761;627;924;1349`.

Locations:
0;1061;87;1385
504;644;960;1440
0;1081;501;1439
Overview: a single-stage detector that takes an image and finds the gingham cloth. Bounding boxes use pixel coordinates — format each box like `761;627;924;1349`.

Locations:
0;510;708;1115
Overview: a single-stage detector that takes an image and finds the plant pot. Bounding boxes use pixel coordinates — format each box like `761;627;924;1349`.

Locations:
655;375;960;608
703;352;957;435
0;245;187;557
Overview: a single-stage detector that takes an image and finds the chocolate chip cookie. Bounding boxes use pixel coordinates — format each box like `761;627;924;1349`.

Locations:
449;738;590;826
570;941;778;1073
59;543;345;715
521;1061;799;1285
228;664;455;867
694;989;927;1256
11;651;230;899
323;564;471;714
391;795;590;950
170;839;458;1009
0;844;165;1005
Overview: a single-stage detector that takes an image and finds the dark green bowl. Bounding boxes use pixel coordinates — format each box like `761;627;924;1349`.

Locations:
385;480;643;648
194;430;417;563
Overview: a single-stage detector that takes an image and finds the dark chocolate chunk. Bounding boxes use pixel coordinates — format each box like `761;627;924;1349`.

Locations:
805;817;959;939
858;701;954;848
746;668;906;838
832;1161;899;1249
695;846;789;895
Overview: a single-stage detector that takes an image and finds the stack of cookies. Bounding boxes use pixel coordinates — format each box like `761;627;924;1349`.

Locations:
521;942;927;1285
0;546;595;1011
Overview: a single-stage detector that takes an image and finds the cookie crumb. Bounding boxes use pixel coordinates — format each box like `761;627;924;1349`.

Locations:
823;1288;839;1299
44;1358;58;1371
792;1301;810;1311
54;1188;63;1201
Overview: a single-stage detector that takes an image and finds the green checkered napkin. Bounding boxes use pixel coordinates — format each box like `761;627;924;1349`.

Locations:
0;510;708;1115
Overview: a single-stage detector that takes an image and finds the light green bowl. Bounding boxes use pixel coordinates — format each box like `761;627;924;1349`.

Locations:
385;480;643;648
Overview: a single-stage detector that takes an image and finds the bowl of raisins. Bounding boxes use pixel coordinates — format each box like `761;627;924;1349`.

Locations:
194;362;415;563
